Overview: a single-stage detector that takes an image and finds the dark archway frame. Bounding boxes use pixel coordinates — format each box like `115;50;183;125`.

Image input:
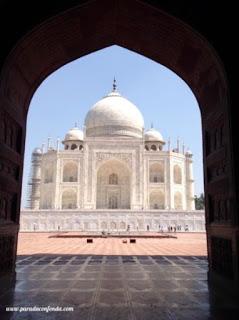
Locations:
0;0;237;291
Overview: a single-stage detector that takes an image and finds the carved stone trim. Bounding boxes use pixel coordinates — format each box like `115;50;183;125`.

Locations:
96;152;132;168
1;111;22;154
208;194;232;223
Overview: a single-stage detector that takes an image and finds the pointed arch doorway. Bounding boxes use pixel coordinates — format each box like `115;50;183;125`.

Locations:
0;0;237;293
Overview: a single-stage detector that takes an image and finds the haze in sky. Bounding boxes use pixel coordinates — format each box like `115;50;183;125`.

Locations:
21;45;203;207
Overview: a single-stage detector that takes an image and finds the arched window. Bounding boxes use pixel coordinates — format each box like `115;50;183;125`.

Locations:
151;144;157;151
65;145;69;150
174;192;183;209
109;173;118;185
120;221;126;229
71;144;77;150
101;221;107;230
173;165;182;184
89;221;98;231
63;162;78;182
109;195;118;209
110;221;117;230
61;190;77;209
79;145;83;150
101;221;108;231
149;163;164;183
149;191;165;209
145;145;149;151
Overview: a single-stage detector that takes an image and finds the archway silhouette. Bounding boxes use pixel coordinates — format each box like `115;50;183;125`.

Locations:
0;0;236;293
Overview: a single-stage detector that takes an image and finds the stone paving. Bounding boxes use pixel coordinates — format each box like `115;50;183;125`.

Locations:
1;254;239;319
17;232;207;256
1;233;238;319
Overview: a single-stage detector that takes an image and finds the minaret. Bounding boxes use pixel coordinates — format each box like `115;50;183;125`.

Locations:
27;148;42;209
41;143;45;153
182;142;185;155
56;138;60;152
47;137;51;151
185;149;195;210
168;137;171;152
177;137;180;153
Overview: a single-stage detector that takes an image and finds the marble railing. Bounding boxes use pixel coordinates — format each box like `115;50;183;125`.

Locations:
20;209;205;232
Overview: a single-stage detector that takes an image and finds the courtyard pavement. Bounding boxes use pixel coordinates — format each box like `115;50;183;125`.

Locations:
1;233;238;319
17;232;207;256
1;254;239;319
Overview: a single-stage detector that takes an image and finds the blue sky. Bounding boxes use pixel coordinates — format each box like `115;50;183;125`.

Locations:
22;45;203;207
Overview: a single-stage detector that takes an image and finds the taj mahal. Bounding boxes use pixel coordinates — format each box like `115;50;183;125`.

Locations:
20;81;205;232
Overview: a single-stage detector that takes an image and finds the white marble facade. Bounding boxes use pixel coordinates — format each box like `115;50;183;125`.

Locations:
21;83;205;232
20;210;205;232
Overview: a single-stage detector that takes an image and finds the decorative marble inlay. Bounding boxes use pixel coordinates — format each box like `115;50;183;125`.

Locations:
96;152;132;167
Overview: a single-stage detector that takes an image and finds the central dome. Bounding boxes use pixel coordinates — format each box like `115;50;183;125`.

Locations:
84;87;144;138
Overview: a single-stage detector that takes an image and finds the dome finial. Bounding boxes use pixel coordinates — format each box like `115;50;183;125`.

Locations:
113;77;117;91
74;122;78;128
151;122;154;129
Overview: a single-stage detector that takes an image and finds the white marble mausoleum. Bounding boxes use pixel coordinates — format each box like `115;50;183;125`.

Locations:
20;81;205;232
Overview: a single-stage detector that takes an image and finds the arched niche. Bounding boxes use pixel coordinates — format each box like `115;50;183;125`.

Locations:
63;162;78;182
101;221;107;230
149;162;164;183
61;189;77;209
109;173;118;185
174;191;183;210
120;221;126;230
149;191;165;209
173;165;182;184
96;159;131;209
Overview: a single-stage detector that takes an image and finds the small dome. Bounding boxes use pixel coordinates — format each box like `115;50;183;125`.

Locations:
64;126;84;141
32;148;42;155
144;128;164;143
186;149;193;157
84;89;144;138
